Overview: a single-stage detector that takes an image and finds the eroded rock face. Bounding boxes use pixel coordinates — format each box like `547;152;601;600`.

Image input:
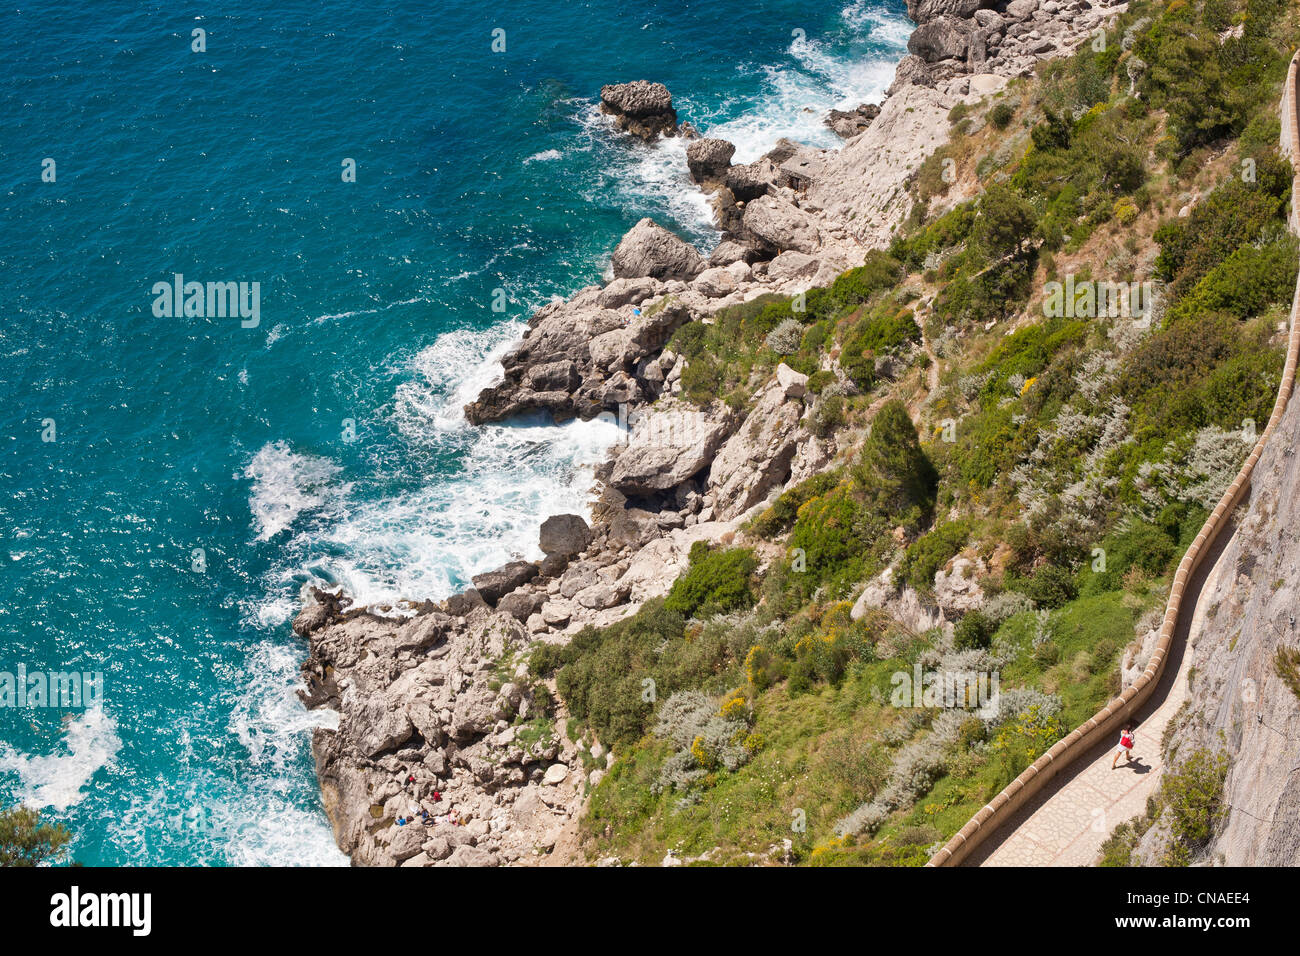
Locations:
463;286;692;425
608;401;735;495
707;377;805;519
907;0;986;23
599;81;679;141
611;218;706;281
303;603;587;868
909;17;972;62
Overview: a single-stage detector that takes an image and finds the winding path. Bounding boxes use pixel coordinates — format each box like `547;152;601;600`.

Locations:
928;52;1300;867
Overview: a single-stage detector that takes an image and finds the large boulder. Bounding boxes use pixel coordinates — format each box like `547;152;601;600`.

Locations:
611;218;705;281
685;138;736;185
707;378;805;519
741;196;823;255
539;513;592;557
470;561;539;605
609;402;734;495
906;0;985;23
693;266;739;298
599;81;679;141
908;17;971;62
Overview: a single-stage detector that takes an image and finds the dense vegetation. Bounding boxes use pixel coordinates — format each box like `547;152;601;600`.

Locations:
527;0;1296;865
0;805;72;867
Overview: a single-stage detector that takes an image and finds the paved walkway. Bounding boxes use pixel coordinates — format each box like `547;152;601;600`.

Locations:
965;519;1237;866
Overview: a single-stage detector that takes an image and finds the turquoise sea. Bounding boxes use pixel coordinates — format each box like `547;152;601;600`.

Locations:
0;0;909;865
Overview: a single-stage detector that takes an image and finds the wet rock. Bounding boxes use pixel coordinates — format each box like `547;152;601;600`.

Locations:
599;80;679;141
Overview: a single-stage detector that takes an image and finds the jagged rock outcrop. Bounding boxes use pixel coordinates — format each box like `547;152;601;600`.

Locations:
825;102;881;138
463;283;693;425
907;0;987;22
685;138;736;185
909;16;972;62
707;368;807;519
599;81;679;141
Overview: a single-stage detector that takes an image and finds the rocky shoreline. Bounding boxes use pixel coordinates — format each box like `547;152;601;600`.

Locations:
294;0;1127;867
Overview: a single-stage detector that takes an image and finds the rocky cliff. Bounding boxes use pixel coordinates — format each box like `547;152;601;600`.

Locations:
295;0;1131;866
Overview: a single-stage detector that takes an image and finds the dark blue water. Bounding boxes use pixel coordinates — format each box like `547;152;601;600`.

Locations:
0;0;908;865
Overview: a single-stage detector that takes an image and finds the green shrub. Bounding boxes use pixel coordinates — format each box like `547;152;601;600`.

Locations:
1078;521;1178;593
663;542;759;618
989;102;1014;130
973;185;1039;259
954;610;995;650
1153;155;1290;298
1158;747;1230;866
1021;565;1078;609
899;519;972;592
854;400;937;525
749;469;842;539
1167;236;1299;324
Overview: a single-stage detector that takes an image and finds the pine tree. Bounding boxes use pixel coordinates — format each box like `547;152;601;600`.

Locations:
0;805;72;867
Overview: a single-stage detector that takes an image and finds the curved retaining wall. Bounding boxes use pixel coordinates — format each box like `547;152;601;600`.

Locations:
927;51;1300;867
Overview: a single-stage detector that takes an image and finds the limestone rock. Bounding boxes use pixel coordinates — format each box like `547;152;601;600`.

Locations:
825;102;881;139
599;81;678;141
909;17;971;63
539;513;592;557
693;266;739;298
471;561;540;605
608;402;735;495
707;379;803;519
611;218;705;281
685;137;736;184
742;196;823;255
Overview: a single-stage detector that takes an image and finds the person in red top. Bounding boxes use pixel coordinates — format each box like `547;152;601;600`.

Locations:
1111;726;1136;769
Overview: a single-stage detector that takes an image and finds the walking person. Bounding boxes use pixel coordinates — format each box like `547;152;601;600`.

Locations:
1111;725;1136;769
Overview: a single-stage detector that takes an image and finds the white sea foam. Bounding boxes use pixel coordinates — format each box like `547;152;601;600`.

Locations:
0;708;122;811
574;101;718;244
524;148;563;163
245;441;350;542
249;317;622;623
697;5;912;161
102;638;347;866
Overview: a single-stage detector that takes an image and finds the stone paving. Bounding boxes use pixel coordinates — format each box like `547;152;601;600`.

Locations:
966;520;1235;867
